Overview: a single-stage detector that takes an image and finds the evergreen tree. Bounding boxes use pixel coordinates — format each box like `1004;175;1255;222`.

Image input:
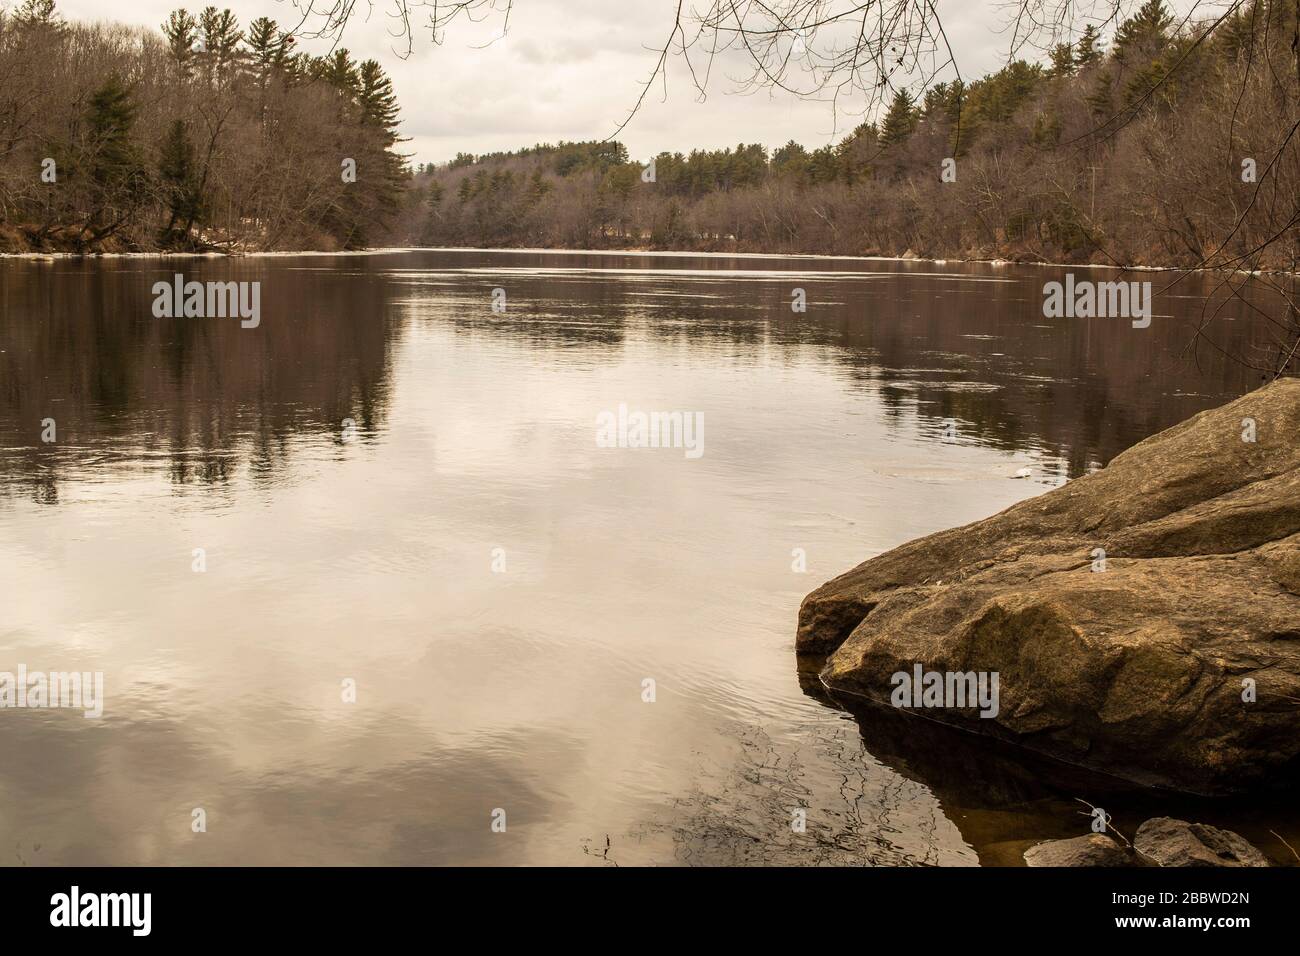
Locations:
162;10;199;74
1113;0;1174;62
13;0;61;29
1216;2;1261;61
1074;24;1104;67
1031;111;1063;146
158;119;202;242
878;89;918;146
82;76;146;237
1085;70;1114;119
1048;42;1075;77
322;49;360;97
771;140;809;178
526;169;549;204
965;61;1043;125
246;17;288;76
922;82;957;118
806;145;839;183
197;6;242;77
357;59;400;141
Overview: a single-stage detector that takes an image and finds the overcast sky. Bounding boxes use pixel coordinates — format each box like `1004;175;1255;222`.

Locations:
54;0;1205;166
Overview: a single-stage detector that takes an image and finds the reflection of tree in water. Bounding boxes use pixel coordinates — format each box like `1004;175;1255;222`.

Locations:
620;260;1285;477
7;251;1273;499
0;260;401;500
430;252;1286;482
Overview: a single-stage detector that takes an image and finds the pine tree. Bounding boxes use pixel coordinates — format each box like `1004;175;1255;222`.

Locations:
806;145;839;183
526;169;549;204
161;10;199;76
357;60;400;142
158;119;202;242
1216;3;1260;61
1048;42;1075;77
198;7;241;60
1085;70;1114;119
878;89;918;146
322;49;360;97
82;76;146;237
1113;0;1174;62
1032;111;1063;146
1074;25;1104;67
922;82;955;117
246;17;286;76
14;0;61;29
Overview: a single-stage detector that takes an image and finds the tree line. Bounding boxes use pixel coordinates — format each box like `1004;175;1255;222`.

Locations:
0;0;406;252
401;1;1299;274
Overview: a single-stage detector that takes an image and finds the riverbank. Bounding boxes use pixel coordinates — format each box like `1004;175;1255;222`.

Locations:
799;378;1300;795
4;241;1298;278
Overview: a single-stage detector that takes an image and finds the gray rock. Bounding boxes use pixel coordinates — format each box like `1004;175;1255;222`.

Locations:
1024;833;1132;867
797;379;1300;794
1134;817;1270;867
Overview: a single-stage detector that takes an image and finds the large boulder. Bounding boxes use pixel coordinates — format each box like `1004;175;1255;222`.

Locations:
1024;834;1133;867
798;379;1300;794
1134;818;1270;867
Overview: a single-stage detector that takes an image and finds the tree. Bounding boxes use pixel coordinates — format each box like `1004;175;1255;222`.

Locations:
357;59;399;140
525;169;549;204
878;90;918;146
246;16;292;81
158;119;202;243
197;6;242;77
806;145;839;183
321;49;359;97
772;140;809;176
162;10;199;74
1085;70;1114;119
1048;42;1075;77
246;17;278;66
0;5;414;253
1113;0;1174;63
1074;24;1104;67
13;0;60;29
81;76;147;242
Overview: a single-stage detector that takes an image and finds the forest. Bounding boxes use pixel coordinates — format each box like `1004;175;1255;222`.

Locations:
403;0;1300;271
0;0;405;252
1;0;1297;273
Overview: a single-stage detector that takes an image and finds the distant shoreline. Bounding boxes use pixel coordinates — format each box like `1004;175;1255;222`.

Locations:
1;245;1293;277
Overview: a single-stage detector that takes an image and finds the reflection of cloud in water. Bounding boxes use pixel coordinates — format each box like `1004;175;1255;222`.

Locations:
0;707;569;865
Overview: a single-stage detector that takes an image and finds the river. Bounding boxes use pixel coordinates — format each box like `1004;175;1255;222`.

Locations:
0;248;1293;865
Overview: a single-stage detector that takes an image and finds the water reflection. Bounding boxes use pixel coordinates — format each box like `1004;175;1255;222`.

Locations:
796;662;1300;866
0;258;400;501
0;249;1292;865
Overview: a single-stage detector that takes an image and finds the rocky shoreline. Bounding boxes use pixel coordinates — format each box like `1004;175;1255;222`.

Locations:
1026;817;1275;867
798;380;1300;801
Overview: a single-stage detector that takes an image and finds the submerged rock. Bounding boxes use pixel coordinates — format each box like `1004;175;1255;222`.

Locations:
798;379;1300;794
1134;817;1270;867
1024;834;1132;867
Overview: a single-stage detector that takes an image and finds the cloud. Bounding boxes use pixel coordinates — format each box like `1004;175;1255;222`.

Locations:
54;0;1203;165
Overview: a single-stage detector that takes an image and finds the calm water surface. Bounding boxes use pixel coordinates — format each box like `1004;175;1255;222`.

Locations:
1;249;1295;865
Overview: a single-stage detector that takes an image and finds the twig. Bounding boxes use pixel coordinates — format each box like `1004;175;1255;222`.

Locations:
1074;797;1131;848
